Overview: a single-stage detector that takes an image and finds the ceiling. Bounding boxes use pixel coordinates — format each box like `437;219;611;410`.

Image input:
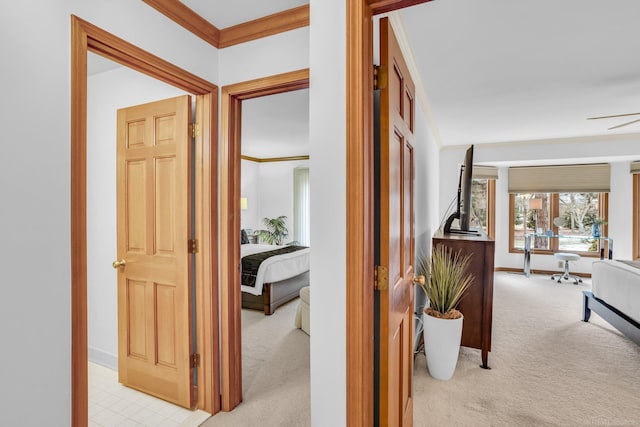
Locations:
399;0;640;146
91;1;640;154
241;89;309;158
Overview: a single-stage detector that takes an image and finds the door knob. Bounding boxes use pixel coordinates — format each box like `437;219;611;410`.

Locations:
112;259;126;269
413;275;425;285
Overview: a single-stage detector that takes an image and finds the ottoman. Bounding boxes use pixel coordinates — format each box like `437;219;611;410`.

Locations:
295;286;310;335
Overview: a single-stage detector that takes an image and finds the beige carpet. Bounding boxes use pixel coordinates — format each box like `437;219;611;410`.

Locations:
201;273;640;426
414;272;640;426
201;299;310;427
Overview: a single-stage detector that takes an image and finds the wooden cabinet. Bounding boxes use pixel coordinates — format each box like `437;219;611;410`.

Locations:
432;230;495;368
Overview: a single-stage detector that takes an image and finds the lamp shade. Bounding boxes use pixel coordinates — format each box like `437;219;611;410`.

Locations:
528;198;542;210
240;197;248;210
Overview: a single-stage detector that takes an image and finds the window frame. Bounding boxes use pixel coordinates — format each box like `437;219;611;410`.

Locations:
487;180;496;239
509;192;608;257
471;178;496;239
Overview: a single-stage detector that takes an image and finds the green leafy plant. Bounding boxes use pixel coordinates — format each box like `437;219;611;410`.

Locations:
257;216;288;245
417;244;474;319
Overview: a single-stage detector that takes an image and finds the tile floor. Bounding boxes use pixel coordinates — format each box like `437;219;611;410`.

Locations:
89;362;211;427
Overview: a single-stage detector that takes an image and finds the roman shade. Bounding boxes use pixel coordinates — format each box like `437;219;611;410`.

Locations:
630;161;640;174
472;165;498;180
508;164;610;193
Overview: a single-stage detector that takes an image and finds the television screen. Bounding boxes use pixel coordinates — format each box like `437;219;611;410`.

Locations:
444;145;477;234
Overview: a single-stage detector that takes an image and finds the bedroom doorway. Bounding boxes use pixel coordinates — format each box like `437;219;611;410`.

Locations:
219;69;310;412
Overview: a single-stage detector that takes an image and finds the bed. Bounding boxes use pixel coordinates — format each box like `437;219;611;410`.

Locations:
582;259;640;345
241;242;310;315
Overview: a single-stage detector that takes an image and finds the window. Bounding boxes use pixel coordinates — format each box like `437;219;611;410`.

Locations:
293;167;310;245
510;192;608;256
471;179;495;238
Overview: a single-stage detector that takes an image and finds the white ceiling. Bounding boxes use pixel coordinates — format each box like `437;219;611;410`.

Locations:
95;0;640;153
399;0;640;146
241;89;309;158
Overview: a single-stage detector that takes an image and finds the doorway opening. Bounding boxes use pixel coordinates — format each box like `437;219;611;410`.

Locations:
87;56;209;424
219;69;309;411
71;16;219;426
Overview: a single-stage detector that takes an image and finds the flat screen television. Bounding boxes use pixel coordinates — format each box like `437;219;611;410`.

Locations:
443;144;477;234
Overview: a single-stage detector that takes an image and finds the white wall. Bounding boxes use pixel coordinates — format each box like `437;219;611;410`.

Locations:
0;1;217;424
309;0;347;424
87;65;189;369
0;0;442;424
218;27;309;86
413;101;441;311
241;159;309;236
0;4;72;425
413;102;441;257
439;136;640;274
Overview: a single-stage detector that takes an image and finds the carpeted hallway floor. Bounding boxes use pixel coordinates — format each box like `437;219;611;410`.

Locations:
201;300;310;427
201;272;640;426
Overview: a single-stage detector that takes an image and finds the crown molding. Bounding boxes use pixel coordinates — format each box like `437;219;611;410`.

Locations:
143;1;309;49
219;5;309;48
143;0;220;47
241;155;309;163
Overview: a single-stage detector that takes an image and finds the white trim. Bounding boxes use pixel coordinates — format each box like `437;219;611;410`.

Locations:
88;347;118;371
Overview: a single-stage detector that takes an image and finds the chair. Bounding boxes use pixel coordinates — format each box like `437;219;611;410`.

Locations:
551;253;582;284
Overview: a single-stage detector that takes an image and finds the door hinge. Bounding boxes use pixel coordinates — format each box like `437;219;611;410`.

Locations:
189;122;200;138
191;353;200;368
373;65;388;90
374;265;389;291
188;239;199;254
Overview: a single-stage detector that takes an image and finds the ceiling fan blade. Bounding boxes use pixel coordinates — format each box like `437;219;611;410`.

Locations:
608;117;640;130
587;112;640;120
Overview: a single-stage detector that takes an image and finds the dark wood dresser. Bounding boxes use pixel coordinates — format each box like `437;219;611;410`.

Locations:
432;230;495;368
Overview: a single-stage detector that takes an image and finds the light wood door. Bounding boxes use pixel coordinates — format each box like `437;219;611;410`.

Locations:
116;95;194;409
376;17;416;427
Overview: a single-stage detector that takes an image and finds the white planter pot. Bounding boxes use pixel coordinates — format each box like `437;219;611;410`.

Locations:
422;312;463;380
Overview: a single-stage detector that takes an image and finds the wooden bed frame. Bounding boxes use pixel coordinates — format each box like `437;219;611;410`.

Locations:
582;290;640;346
242;271;310;315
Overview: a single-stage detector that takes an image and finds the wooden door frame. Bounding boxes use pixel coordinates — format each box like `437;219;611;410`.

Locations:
219;69;309;411
346;1;433;425
71;15;219;426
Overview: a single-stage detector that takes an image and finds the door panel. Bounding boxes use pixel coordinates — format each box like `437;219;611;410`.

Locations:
377;17;416;427
116;95;194;409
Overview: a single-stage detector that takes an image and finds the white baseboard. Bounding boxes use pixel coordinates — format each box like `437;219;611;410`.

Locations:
88;347;117;371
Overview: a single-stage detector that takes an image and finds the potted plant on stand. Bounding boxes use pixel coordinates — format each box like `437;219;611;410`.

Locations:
418;243;474;380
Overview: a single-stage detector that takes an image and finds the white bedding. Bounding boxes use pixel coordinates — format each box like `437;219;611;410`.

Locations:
592;259;640;323
241;244;310;296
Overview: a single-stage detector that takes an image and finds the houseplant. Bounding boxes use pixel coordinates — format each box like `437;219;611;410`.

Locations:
257;216;288;245
418;243;474;380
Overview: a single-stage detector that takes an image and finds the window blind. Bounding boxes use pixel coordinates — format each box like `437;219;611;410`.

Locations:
293;167;310;245
508;164;610;193
472;165;498;180
630;161;640;174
